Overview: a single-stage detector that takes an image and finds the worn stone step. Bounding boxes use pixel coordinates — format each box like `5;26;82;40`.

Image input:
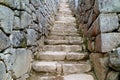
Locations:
50;31;79;36
30;74;94;80
62;63;92;75
38;51;88;61
52;27;77;32
55;20;76;24
59;10;72;14
43;45;83;52
50;29;78;33
64;74;94;80
47;35;81;40
32;61;91;74
56;16;76;22
32;61;58;73
45;39;83;45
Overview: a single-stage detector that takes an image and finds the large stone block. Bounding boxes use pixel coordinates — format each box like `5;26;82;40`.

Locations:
12;48;32;78
95;33;120;52
90;53;109;80
0;30;10;51
98;0;120;12
0;5;14;34
87;13;119;37
10;31;27;48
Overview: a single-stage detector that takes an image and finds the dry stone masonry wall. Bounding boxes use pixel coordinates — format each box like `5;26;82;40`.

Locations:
0;0;58;80
69;0;120;80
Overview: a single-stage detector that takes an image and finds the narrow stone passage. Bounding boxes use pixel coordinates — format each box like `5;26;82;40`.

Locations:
32;0;94;80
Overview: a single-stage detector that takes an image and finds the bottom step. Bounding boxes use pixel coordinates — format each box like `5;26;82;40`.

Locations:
29;74;94;80
32;61;91;74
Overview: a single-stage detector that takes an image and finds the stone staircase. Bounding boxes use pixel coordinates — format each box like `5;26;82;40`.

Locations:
31;0;94;80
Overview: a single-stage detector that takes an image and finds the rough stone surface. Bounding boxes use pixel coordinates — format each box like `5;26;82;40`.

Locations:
12;49;32;78
0;5;14;34
27;29;37;46
0;30;10;51
10;31;27;48
0;0;58;79
109;47;120;71
20;12;32;29
95;33;120;52
98;0;120;12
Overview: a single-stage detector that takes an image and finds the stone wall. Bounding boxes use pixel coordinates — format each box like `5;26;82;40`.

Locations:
69;0;120;80
0;0;58;80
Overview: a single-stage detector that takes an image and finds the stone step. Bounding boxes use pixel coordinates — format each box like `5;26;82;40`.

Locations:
32;61;91;74
30;74;94;80
63;63;91;75
45;39;83;45
55;21;76;25
56;16;76;22
50;31;79;36
32;61;57;73
43;45;83;52
51;29;78;33
52;27;77;32
64;74;94;80
47;35;81;40
39;51;88;61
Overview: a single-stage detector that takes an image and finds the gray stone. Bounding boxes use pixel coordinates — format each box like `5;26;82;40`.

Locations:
109;47;120;71
87;13;119;37
12;48;32;78
0;0;20;9
99;13;119;33
0;5;14;34
106;71;119;80
10;31;27;48
98;0;120;12
20;12;32;29
27;29;37;46
0;30;10;51
13;16;20;29
95;33;120;52
0;61;7;80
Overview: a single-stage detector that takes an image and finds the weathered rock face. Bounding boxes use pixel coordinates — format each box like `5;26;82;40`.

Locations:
0;0;58;80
